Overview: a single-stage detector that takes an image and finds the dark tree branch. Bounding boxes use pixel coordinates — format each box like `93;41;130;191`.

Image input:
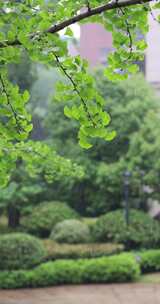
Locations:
47;0;152;34
0;0;153;48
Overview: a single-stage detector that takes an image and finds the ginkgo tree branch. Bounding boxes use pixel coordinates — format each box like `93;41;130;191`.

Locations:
118;7;133;60
0;75;22;133
0;0;153;49
53;52;96;127
47;0;152;34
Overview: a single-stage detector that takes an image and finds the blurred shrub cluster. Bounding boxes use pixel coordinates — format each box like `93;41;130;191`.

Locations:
92;209;160;249
22;201;78;237
139;250;160;273
50;219;91;244
0;233;46;270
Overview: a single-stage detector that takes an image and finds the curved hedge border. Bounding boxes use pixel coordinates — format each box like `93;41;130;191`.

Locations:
0;253;140;289
43;240;124;260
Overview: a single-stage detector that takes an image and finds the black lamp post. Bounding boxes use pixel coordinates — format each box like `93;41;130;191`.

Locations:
123;170;131;226
139;169;145;210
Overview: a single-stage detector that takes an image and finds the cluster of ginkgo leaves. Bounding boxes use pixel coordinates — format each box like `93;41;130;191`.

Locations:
0;0;159;185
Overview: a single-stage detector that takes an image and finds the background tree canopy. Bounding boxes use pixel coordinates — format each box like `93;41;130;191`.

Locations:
44;72;160;215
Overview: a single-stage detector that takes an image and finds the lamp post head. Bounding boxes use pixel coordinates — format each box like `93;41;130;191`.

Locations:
123;170;131;186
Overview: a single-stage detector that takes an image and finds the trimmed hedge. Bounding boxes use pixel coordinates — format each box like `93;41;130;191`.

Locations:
50;219;91;244
139;250;160;273
82;217;98;228
43;240;124;260
92;209;160;249
0;253;140;289
22;201;78;237
0;233;46;270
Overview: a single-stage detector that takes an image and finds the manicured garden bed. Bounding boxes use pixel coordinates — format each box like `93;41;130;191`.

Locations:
0;253;140;289
1;208;160;290
43;240;124;260
1;234;160;289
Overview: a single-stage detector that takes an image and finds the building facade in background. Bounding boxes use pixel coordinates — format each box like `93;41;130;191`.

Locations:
146;14;160;89
78;16;160;88
79;23;112;67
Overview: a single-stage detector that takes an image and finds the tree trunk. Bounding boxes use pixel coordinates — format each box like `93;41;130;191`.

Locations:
7;205;20;228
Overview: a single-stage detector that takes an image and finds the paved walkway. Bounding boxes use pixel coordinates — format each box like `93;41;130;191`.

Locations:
1;284;160;304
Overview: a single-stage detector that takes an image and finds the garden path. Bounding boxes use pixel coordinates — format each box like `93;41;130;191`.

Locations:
0;283;159;304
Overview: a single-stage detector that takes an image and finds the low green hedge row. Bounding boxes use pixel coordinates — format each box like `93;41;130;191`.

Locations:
2;248;160;289
138;250;160;273
43;240;124;260
0;253;140;289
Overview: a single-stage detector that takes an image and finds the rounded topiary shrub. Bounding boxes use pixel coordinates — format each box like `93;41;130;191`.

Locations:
50;219;91;244
92;209;160;250
22;201;78;237
0;233;46;270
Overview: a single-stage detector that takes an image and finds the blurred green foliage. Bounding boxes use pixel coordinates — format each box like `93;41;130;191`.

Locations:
0;233;46;270
92;209;160;249
45;72;160;215
50;219;91;244
22;201;79;237
139;250;160;273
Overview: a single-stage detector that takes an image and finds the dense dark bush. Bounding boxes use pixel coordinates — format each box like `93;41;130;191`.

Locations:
22;201;78;237
139;250;160;273
44;240;124;260
0;253;140;288
50;219;91;244
92;209;160;249
0;233;46;270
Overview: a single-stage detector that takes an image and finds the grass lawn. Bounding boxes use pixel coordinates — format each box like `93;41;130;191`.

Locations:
139;273;160;283
0;216;9;233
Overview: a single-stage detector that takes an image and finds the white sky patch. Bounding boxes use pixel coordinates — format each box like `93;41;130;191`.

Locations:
70;24;80;39
59;24;80;39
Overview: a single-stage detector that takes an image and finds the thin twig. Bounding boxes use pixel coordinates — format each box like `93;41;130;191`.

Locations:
148;4;159;22
0;75;23;133
53;52;96;127
86;0;91;12
118;7;133;60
